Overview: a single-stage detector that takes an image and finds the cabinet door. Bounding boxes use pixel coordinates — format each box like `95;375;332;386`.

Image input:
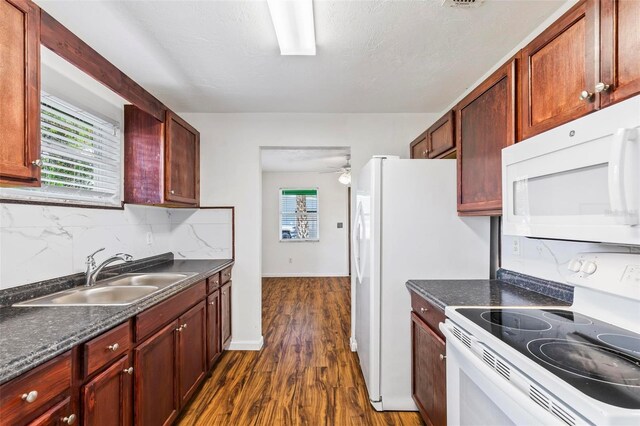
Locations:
177;301;207;406
165;111;199;205
600;0;640;107
133;320;179;426
0;0;41;186
221;282;232;350
82;355;132;426
456;59;516;216
427;111;455;159
411;313;446;426
410;132;429;159
520;0;598;140
206;290;222;369
29;397;75;426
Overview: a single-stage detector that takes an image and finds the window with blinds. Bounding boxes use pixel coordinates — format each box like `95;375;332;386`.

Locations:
1;92;122;206
280;189;319;241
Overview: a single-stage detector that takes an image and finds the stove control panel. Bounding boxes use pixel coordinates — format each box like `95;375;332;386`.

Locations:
567;252;640;300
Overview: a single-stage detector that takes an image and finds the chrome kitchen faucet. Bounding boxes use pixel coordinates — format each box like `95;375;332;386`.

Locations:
85;248;133;287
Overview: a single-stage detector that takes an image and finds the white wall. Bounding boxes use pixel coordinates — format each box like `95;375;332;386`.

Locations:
183;112;438;349
0;203;233;289
262;172;349;277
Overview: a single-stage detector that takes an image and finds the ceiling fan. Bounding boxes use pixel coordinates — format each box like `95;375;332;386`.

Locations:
321;154;351;185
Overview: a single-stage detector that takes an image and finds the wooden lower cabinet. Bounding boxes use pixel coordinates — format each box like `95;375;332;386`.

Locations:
133;320;180;426
1;267;233;426
221;281;232;350
82;355;132;426
177;301;207;405
411;312;446;426
206;290;222;369
29;397;74;426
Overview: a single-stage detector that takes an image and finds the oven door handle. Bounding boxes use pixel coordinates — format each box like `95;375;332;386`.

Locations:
609;128;639;225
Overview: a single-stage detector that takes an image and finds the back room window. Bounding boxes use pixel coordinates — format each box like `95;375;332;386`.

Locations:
280;188;319;241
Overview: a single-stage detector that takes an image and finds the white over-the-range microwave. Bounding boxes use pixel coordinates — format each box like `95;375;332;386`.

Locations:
502;95;640;245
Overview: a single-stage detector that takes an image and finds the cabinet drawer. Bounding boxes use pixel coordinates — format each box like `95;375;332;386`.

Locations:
410;292;445;339
135;281;206;342
83;320;132;377
29;396;74;426
220;266;232;284
0;352;72;425
207;272;220;293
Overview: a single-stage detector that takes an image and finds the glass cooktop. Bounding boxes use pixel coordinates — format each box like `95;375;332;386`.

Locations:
457;308;640;409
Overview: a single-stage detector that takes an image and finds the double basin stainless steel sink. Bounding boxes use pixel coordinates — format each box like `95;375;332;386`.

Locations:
14;273;197;307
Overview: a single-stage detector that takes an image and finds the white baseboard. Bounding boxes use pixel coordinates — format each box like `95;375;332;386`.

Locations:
228;336;264;351
262;272;349;278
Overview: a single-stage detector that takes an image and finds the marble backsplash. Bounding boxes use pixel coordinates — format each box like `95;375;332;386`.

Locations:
0;203;233;289
501;234;640;284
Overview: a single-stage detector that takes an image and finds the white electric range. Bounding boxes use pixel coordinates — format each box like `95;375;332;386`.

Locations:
442;252;640;425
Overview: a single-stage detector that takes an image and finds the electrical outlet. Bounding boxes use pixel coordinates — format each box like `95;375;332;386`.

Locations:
146;232;153;245
512;238;521;256
289;258;293;264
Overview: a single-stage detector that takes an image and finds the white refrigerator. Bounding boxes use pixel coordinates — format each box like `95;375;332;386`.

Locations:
352;156;490;411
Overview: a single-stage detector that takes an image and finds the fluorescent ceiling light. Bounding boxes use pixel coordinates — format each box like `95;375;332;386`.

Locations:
267;0;316;55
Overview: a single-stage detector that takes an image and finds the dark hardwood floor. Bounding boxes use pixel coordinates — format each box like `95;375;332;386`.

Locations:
178;277;423;425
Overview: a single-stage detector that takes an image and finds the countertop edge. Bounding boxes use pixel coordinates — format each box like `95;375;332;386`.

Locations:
0;259;234;384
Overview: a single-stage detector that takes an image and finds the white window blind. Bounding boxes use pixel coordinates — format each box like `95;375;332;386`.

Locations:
1;92;122;206
280;189;319;241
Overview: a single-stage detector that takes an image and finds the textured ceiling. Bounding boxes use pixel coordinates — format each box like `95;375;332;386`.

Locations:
261;147;350;172
37;0;565;113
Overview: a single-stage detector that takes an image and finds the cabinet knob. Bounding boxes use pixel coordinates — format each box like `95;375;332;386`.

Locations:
579;90;594;101
440;354;446;361
21;390;38;403
182;323;188;329
31;159;43;168
123;367;133;375
595;82;611;93
61;414;76;425
210;301;216;305
420;307;428;313
176;325;183;332
107;343;119;352
170;190;175;194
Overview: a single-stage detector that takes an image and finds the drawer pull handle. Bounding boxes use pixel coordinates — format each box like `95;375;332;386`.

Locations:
62;414;76;425
420;307;428;313
21;390;38;403
107;343;120;352
440;354;446;361
123;367;134;375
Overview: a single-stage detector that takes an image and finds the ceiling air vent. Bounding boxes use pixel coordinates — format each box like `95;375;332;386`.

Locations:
442;0;485;8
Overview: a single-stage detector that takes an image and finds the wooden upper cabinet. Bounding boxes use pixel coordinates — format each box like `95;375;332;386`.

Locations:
427;110;455;158
520;0;598;141
456;59;516;216
410;132;429;159
410;111;455;160
0;0;41;187
124;106;200;207
600;0;640;107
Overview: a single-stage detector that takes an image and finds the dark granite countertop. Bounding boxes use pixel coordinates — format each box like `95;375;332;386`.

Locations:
0;257;233;384
406;276;571;312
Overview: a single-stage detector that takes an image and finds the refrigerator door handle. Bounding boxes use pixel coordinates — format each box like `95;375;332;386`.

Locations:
353;202;364;283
